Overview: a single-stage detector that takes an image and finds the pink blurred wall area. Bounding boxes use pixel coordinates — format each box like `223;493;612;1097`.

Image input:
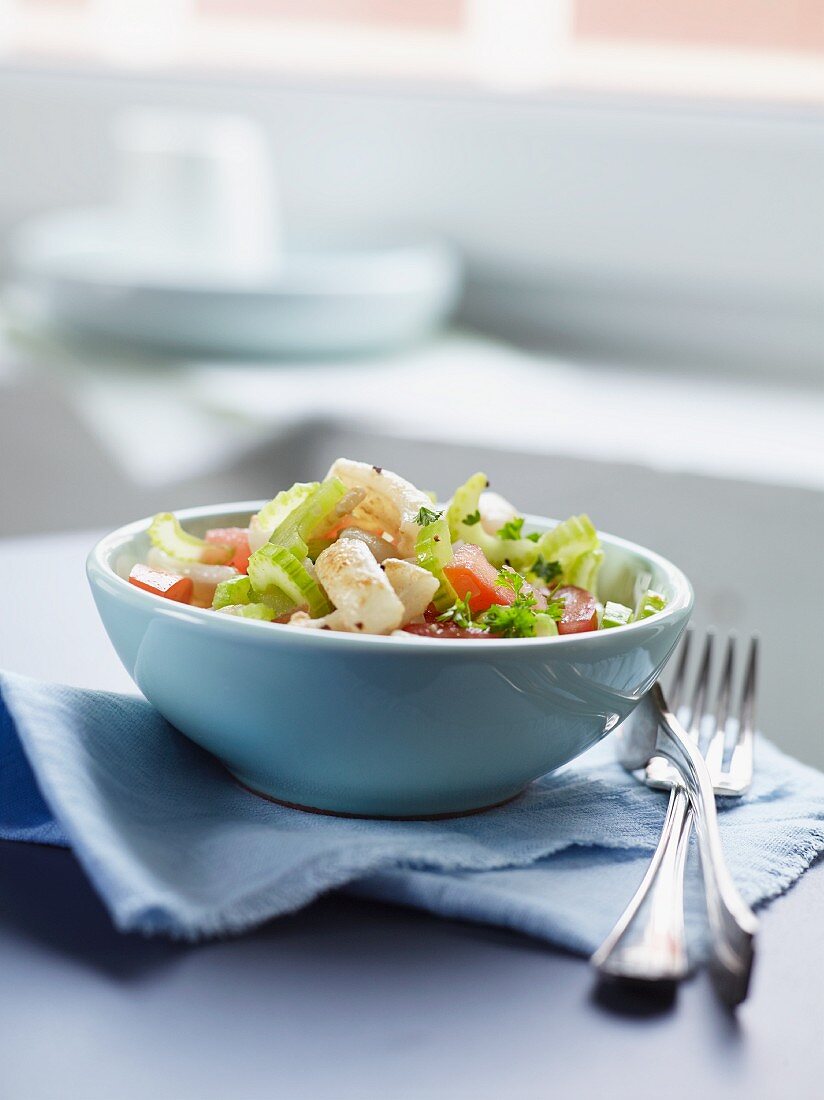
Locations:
196;0;466;31
574;0;824;54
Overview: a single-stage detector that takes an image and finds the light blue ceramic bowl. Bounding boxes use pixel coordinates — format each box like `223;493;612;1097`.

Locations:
88;502;692;818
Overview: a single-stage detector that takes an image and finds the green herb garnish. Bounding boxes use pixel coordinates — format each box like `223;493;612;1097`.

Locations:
544;598;565;622
496;517;525;541
483;567;564;637
531;555;563;585
436;590;476;630
462;510;481;526
496;566;526;595
415;506;444;527
483;600;537;638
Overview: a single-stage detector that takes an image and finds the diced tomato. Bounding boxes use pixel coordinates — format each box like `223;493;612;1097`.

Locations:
555;585;598;635
402;622;500;639
443;544;514;614
442;543;546;614
129;563;193;604
206;527;251;574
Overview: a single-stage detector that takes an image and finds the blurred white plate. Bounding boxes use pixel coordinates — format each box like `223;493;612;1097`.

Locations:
7;209;462;357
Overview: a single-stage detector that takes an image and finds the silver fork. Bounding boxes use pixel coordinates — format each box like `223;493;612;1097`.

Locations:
591;630;759;1003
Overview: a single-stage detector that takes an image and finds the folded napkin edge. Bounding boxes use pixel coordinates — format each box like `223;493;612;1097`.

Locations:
110;835;667;940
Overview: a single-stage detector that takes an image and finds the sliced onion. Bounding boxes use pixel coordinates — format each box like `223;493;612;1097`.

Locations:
147;548;238;607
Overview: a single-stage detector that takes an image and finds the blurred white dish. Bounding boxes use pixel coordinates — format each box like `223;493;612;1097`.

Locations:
7;208;462;357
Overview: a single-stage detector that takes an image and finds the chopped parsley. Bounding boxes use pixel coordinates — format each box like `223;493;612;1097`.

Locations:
530;555;563;585
544;598;565;622
496;516;525;541
482;600;537;638
495;567;526;595
436;590;475;630
415;506;444;527
462;509;481;526
526;532;541;542
482;567;564;637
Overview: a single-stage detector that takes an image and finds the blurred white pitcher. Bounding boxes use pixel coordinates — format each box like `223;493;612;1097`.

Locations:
113;109;281;283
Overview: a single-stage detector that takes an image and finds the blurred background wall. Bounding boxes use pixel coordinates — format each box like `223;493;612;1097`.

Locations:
0;0;823;372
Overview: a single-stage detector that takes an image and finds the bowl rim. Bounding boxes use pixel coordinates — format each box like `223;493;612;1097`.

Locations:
87;499;693;651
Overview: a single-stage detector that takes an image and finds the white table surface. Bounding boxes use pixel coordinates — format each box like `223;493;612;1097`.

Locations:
6;326;824;491
1;528;823;1100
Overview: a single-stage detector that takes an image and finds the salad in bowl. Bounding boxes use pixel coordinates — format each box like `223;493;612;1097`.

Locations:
89;458;690;816
128;458;667;641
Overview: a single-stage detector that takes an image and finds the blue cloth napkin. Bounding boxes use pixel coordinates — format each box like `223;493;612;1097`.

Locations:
2;669;823;956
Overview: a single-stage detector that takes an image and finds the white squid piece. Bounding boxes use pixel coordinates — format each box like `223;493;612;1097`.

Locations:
313;538;405;634
381;559;439;625
287;609;351;632
325;458;434;557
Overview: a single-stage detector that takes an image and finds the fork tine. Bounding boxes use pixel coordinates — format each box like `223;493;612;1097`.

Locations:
686;631;715;741
704;635;736;779
725;636;758;791
667;629;692;713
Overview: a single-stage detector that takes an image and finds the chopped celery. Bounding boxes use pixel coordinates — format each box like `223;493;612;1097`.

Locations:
530;514;602;593
245;482;344;615
534;614;559;637
250;482;319;547
602;601;634;629
212;574;296;617
262;589;300;618
213;575;252;609
246;478;349;605
636;589;667;620
533;513;598;571
268;477;348;559
416;516;457;612
305;537;335;561
217;603;278;621
248;544;332;618
565;547;605;592
149;512;231;564
446;473;538;571
292;477;349;540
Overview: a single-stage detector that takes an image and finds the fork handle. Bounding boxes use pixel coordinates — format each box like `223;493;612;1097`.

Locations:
652;684;758;1006
591;786;692;983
